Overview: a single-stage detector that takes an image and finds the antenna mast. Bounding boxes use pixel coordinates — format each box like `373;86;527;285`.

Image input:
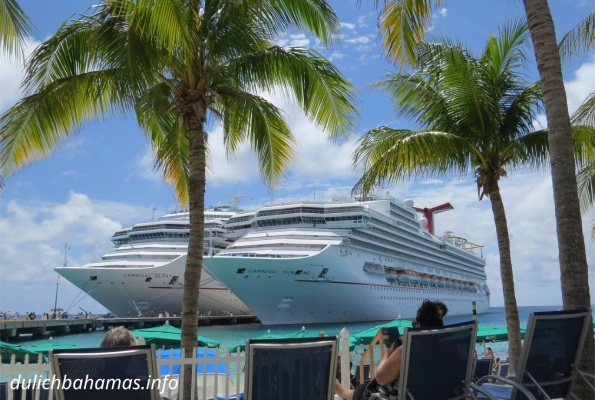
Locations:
63;242;69;267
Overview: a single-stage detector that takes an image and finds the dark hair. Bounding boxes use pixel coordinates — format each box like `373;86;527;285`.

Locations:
100;326;137;347
415;300;448;327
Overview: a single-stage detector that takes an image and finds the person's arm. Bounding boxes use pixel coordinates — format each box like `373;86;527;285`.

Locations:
375;344;402;386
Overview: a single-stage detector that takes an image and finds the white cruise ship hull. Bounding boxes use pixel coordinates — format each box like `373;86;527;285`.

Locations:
56;255;251;317
203;245;489;325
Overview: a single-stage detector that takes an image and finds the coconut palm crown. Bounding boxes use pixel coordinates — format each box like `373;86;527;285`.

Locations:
352;18;593;374
0;2;359;393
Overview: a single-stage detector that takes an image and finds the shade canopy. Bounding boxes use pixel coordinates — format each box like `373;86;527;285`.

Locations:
475;323;526;343
349;318;414;346
20;339;80;359
131;323;220;348
229;329;353;352
0;341;45;363
156;348;225;376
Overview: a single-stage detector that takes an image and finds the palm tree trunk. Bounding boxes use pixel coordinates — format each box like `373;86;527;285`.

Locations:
181;109;206;400
522;1;594;395
488;183;522;377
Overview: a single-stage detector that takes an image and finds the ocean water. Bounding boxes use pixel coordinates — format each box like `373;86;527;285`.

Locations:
10;305;567;361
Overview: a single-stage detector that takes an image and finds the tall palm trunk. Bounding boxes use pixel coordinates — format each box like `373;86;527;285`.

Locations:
181;107;207;400
489;183;522;376
522;1;594;394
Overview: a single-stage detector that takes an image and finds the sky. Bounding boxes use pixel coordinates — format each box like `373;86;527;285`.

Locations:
0;0;594;315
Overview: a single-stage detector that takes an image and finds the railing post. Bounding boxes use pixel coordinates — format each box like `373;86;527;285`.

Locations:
340;327;351;389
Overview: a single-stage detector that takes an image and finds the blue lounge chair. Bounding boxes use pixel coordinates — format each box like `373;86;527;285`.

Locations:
473;309;594;400
474;359;494;382
49;344;161;400
244;336;338;400
369;320;496;400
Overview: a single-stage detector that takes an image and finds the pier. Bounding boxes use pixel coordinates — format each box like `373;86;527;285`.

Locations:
0;315;260;340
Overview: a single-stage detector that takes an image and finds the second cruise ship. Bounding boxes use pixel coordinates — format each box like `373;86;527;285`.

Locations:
203;193;490;325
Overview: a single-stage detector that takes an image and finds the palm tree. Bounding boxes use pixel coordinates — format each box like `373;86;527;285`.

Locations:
364;0;594;383
352;19;594;375
0;0;358;396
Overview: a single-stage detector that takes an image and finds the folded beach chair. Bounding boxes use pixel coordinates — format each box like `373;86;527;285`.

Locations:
474;359;494;382
354;364;371;386
49;344;161;400
497;363;509;378
473;309;593;400
244;336;338;400
368;320;496;400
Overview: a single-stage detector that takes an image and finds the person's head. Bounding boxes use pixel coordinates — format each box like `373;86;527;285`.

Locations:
100;326;137;347
486;346;492;351
495;357;500;362
413;300;448;327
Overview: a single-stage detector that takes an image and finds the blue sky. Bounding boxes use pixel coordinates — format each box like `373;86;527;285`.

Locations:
0;0;594;315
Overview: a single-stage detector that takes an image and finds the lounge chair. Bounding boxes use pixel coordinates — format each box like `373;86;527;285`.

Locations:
497;363;509;378
354;364;371;386
49;344;161;400
244;336;338;400
474;359;494;382
473;309;594;400
368;320;496;400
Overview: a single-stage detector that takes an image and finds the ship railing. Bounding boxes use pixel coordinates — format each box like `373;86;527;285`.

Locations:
1;336;354;400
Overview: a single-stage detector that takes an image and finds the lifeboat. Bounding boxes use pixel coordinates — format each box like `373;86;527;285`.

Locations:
396;269;419;284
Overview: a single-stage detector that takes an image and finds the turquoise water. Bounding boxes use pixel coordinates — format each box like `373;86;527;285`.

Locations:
9;305;567;361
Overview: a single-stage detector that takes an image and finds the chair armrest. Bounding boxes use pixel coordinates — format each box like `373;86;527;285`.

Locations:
475;375;537;400
469;383;498;400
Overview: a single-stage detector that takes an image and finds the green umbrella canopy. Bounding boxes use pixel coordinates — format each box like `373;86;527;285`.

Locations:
0;341;45;364
230;328;355;352
475;323;526;343
21;338;80;358
350;318;414;346
131;323;220;348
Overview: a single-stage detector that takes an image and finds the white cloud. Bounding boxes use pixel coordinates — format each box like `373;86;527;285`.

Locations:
135;145;162;182
62;170;78;176
0;192;153;313
0;39;40;112
438;8;448;17
355;45;372;52
329;52;347;61
358;15;368;27
289;33;310;47
565;54;595;114
345;36;371;44
341;22;356;30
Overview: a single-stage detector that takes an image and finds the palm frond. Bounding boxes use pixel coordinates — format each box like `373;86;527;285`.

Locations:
378;0;447;67
0;70;130;179
217;90;297;188
571;91;595;128
0;0;33;58
559;11;595;65
352;128;471;194
481;17;531;79
577;158;595;215
224;46;359;142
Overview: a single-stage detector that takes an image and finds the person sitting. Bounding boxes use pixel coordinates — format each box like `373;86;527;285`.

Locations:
482;346;494;358
335;300;449;400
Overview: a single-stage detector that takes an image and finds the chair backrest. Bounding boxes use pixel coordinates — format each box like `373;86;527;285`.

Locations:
244;336;338;400
514;308;591;400
498;363;509;378
49;344;160;400
0;383;7;400
473;359;493;381
398;320;477;400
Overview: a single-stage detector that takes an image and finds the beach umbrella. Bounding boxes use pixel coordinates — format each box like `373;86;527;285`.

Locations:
0;341;45;363
229;330;286;352
349;318;414;346
475;324;526;344
21;338;80;358
131;322;220;348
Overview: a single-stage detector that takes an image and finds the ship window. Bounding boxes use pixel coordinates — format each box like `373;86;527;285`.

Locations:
168;276;179;285
145;277;152;282
295;270;303;275
237;268;246;274
90;276;97;281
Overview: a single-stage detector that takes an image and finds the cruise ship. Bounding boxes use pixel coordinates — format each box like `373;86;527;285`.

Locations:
55;201;253;317
203;193;490;325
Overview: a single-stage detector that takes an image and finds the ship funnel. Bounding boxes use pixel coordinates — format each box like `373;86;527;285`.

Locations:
412;202;454;235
